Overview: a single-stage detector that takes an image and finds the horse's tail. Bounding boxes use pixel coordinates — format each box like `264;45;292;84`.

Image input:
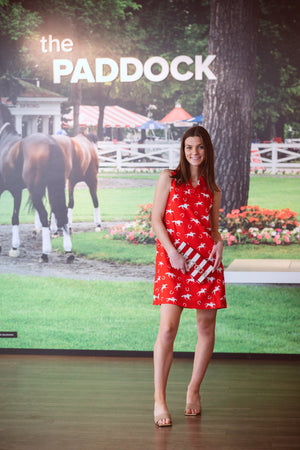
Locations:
85;133;98;143
84;133;99;171
17;139;42;213
47;138;68;229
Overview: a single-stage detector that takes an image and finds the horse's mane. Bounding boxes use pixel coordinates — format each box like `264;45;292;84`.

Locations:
0;103;16;127
0;105;21;160
0;104;19;139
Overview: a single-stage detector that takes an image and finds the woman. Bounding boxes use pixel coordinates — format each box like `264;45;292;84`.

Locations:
152;126;226;427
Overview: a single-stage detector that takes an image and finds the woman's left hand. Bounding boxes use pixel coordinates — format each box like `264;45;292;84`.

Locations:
209;240;223;272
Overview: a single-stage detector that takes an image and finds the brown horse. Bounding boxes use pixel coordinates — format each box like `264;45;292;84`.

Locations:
51;133;101;232
0;103;73;262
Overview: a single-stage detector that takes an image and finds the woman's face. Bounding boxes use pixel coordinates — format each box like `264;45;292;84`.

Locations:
184;136;205;167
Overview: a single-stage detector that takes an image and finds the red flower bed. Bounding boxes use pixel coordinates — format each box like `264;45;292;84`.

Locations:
219;206;299;246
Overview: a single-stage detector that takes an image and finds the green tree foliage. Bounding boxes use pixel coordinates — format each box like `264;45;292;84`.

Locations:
1;0;298;140
254;0;300;140
130;0;210;120
81;0;210;128
0;0;42;99
20;0;141;85
1;0;210;128
0;0;42;71
15;0;142;134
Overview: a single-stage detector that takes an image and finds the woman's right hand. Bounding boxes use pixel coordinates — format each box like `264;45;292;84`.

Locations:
167;248;189;273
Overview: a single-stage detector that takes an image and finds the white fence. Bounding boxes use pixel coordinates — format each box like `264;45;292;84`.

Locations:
97;142;180;170
97;141;300;173
251;143;300;173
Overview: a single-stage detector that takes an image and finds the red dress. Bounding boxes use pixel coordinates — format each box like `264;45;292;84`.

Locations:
153;176;227;310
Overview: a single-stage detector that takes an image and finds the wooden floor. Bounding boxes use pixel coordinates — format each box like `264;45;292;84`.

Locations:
0;355;299;450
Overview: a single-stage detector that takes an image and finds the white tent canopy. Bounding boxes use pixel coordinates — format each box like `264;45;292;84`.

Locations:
65;105;149;128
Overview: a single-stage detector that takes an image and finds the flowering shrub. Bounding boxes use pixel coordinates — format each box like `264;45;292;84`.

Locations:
106;203;300;246
220;205;300;246
106;203;156;245
250;169;300;175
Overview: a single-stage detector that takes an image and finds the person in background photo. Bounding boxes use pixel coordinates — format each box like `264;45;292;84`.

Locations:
56;122;68;135
152;126;227;427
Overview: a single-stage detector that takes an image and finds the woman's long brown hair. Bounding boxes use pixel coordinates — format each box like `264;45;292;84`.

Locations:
171;126;220;193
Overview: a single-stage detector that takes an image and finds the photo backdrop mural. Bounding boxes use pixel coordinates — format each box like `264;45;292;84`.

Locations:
0;0;299;354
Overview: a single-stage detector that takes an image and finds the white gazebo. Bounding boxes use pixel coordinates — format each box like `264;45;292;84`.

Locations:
5;79;67;136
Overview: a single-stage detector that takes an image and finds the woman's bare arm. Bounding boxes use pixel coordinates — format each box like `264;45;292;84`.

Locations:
152;170;188;272
209;190;223;271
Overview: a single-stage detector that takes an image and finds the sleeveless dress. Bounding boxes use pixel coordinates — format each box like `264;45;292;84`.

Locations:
153;176;227;310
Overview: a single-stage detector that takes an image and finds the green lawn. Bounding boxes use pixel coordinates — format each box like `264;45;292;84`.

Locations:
248;175;300;215
1;174;299;265
55;231;156;265
1;274;299;354
0;174;299;223
74;187;155;221
0;187;155;223
1;175;299;356
51;231;300;267
99;171;160;180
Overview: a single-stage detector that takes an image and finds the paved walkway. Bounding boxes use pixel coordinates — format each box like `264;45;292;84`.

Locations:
225;259;300;284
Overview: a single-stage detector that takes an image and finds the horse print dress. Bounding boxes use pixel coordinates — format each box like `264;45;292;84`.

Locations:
153;176;227;310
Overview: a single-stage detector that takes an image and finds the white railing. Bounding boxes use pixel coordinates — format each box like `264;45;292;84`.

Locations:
251;143;300;173
97;141;300;173
97;141;180;170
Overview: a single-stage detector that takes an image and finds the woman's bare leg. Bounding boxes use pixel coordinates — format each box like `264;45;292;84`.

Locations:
185;309;217;415
153;304;183;425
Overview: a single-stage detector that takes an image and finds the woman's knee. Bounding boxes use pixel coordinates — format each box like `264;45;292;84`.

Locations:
196;311;217;337
158;322;178;344
157;304;182;345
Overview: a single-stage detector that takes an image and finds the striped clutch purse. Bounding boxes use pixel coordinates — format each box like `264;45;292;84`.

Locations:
177;241;214;283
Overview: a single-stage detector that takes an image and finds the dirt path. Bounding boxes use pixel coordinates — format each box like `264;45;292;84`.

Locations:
95;176;157;189
0;177;156;282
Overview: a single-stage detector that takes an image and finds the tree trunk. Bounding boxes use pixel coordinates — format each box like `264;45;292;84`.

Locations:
97;105;105;141
72;82;82;136
96;84;114;140
203;0;258;213
275;115;285;141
